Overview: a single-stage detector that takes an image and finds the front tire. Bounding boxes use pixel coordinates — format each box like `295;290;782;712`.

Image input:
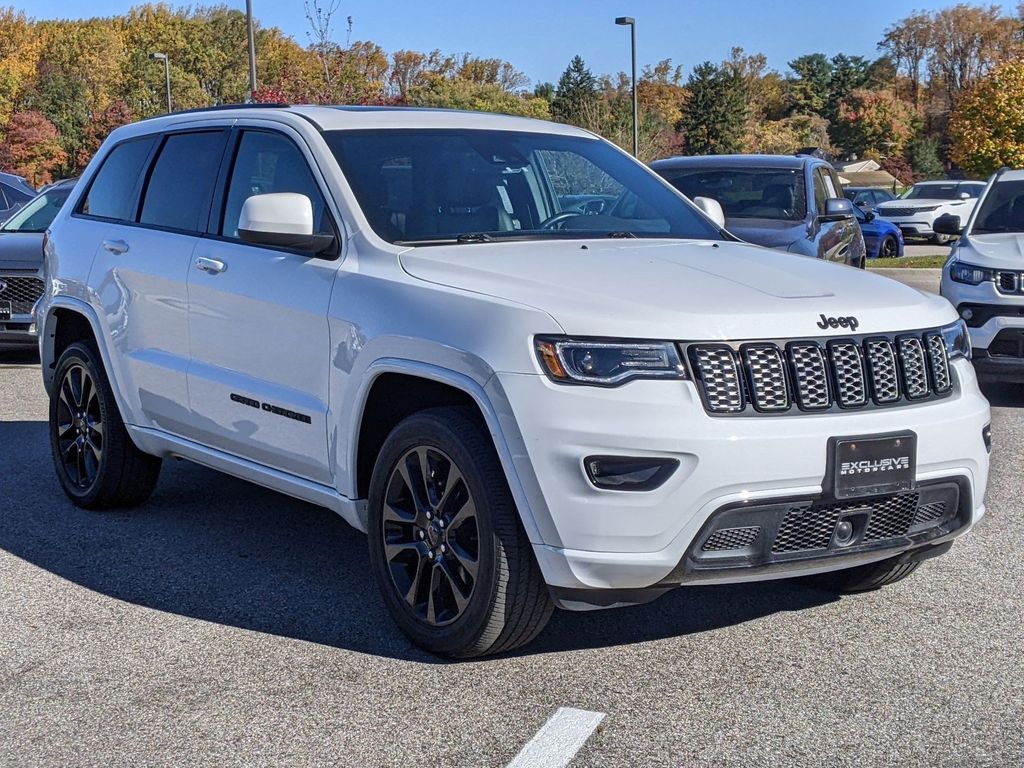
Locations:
879;235;899;259
801;556;921;593
367;407;553;658
49;342;161;509
931;233;952;245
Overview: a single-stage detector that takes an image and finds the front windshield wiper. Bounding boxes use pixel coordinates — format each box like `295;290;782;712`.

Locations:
455;232;495;243
605;231;638;238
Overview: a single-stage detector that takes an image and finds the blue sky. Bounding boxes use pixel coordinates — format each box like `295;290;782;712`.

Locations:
18;0;1021;86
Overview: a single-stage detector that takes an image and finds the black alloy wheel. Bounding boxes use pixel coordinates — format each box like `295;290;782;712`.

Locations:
54;363;104;491
879;235;899;259
381;445;480;626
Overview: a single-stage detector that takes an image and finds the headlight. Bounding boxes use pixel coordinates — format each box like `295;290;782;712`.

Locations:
949;261;995;285
941;319;971;360
534;336;688;386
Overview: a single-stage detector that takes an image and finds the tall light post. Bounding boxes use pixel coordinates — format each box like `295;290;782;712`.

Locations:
615;16;638;158
149;52;172;113
245;0;258;100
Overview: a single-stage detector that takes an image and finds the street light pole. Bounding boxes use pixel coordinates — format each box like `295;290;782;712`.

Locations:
245;0;258;101
615;16;638;158
149;52;172;113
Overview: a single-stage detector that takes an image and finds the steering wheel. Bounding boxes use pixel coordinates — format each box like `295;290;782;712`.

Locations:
539;211;582;230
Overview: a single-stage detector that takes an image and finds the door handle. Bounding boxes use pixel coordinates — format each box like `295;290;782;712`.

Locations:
102;239;129;255
194;256;227;275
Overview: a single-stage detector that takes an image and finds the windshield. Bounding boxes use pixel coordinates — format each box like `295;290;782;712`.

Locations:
323;129;723;244
903;183;981;201
2;185;72;232
971;179;1024;235
660;168;807;222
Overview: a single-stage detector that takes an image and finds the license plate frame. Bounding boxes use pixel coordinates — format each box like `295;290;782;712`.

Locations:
828;432;917;500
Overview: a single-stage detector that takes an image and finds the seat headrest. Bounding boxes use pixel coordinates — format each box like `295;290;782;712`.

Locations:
443;173;495;209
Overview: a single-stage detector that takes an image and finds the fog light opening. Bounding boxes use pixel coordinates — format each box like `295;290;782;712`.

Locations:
584;455;679;491
961;308;973;321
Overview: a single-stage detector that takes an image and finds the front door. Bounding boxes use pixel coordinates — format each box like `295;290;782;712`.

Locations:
186;128;338;485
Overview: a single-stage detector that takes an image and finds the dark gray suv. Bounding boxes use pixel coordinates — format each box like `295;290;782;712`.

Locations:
651;154;866;268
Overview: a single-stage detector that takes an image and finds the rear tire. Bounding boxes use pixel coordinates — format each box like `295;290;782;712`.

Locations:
367;407;553;658
931;233;952;245
801;556;921;593
49;342;162;509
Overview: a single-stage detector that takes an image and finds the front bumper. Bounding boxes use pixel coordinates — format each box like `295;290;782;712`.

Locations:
0;314;38;345
882;216;937;238
941;273;1024;380
498;360;989;598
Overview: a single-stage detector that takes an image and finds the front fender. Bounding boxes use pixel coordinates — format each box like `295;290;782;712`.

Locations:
336;356;551;547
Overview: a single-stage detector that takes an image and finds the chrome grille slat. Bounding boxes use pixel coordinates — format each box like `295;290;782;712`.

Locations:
691;345;744;413
742;344;789;411
996;271;1020;295
689;329;954;416
897;337;929;399
925;333;951;393
828;341;867;407
865;339;900;403
788;343;831;409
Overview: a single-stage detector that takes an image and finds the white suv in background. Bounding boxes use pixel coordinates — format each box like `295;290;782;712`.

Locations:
37;106;991;657
940;168;1024;381
875;180;986;244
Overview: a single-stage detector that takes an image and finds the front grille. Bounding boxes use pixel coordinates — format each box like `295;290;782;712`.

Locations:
880;207;922;217
0;276;44;315
996;271;1022;295
688;329;953;416
702;526;760;552
772;492;944;553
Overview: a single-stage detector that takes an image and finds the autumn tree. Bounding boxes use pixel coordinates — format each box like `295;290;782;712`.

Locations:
0;111;67;185
950;59;1024;175
833;88;917;157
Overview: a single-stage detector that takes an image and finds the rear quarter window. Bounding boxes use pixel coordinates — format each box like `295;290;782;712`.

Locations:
80;137;156;221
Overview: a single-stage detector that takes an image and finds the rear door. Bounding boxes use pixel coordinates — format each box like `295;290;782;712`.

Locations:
84;129;228;435
185;127;338;485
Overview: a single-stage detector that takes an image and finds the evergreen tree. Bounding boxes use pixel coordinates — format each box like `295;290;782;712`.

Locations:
552;55;599;126
678;62;747;155
906;137;945;179
787;53;833;115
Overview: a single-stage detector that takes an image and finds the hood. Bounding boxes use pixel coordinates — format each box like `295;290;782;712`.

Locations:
722;217;805;249
958;232;1024;269
0;232;45;271
877;198;968;211
399;238;956;340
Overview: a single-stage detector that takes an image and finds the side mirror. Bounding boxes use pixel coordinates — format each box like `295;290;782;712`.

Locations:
821;197;854;221
238;193;336;254
864;210;876;222
693;196;726;228
959;192;970;200
934;213;963;236
855;200;868;207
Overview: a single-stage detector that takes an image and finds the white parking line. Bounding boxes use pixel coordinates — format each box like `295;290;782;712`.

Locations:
505;707;605;768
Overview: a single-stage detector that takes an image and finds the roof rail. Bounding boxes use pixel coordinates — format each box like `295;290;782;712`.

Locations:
137;102;291;122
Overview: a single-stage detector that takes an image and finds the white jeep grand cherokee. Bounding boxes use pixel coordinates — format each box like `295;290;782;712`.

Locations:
37;106;991;657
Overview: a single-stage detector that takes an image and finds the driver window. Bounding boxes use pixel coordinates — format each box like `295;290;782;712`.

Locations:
221;131;331;240
812;171;828;212
535;150;625;217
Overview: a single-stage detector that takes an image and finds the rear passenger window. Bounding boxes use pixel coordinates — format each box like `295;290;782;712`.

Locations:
140;131;225;233
81;138;155;221
221;131;331;240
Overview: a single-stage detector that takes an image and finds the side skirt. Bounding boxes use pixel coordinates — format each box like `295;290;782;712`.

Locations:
127;425;367;533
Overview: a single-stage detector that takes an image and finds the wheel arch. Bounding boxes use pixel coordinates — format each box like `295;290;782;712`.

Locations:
40;300;131;421
347;360;548;546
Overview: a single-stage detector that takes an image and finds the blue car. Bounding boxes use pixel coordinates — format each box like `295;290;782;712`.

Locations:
853;203;904;259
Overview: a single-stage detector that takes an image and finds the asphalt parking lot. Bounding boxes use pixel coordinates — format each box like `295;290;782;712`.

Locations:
1;270;1022;767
